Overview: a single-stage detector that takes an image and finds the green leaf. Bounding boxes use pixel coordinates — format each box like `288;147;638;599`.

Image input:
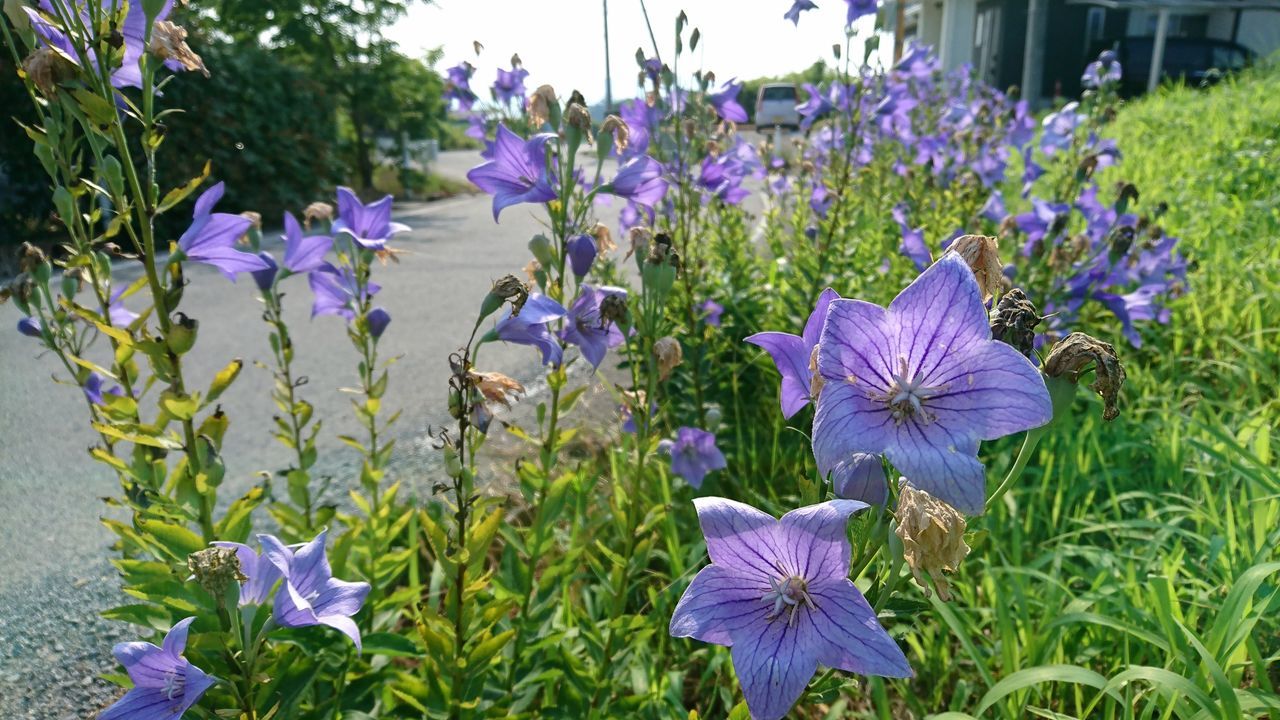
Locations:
976;665;1119;714
203;359;243;407
361;632;421;657
160;391;200;421
93;422;183;450
140;519;205;560
157;161;211;214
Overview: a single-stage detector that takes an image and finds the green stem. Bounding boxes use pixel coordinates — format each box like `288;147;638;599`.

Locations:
985;427;1046;511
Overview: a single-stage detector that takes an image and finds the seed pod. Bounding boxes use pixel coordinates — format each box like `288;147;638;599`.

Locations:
187;546;246;599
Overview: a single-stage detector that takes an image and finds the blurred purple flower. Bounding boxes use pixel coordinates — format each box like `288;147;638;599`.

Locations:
467;125;558;221
177;182;270;281
494;292;567;366
708;79;749;123
745;288;838;419
700;299;724;327
465;114;487;140
659;427;727;488
567;234;598;278
980;191;1006;224
108;286;138;328
262;530;371;651
1040;102;1080;156
308;262;379;321
812;254;1052;514
444;61;478;110
669;498;911;720
367;307;391;339
281;211;333;273
796;82;833;131
608;155;668;209
493;64;529;105
99;617;215;720
784;0;818;25
892;204;931;271
560;284;627;369
845;0;878;25
17;316;42;338
1014;198;1070;255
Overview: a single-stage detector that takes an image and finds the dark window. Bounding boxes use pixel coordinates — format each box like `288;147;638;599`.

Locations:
761;86;796;101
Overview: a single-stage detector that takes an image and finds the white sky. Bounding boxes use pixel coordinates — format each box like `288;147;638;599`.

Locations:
386;1;881;105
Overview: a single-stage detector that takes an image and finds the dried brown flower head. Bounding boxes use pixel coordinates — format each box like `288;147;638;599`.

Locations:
564;102;594;143
808;345;825;400
626;226;652;261
22;47;75;95
1044;332;1126;421
948;237;1002;303
599;114;630;154
303;202;335;230
989;288;1042;358
590;222;616;253
151;20;208;77
653;336;683;381
468;370;524;408
527;85;558;128
187;546;246;598
894;481;970;601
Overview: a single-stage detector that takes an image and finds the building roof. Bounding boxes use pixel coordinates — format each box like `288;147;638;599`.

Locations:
1066;0;1280;9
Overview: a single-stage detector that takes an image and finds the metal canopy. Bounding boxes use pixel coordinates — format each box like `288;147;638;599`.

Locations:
1066;0;1280;9
1067;0;1280;91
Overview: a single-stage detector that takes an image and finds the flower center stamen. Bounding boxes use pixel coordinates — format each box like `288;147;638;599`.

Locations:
162;670;185;701
760;575;817;627
876;356;948;424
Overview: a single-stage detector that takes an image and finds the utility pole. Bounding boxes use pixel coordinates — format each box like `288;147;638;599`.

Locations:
603;0;613;113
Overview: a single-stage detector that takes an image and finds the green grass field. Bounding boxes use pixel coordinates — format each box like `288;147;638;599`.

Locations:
896;64;1280;719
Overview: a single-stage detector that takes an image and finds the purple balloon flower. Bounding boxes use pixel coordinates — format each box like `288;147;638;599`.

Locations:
108;286;138;328
566;234;598;278
261;530;371;651
745;288;839;419
830;453;888;505
251;251;279;292
494;292;567;366
279;211;334;273
1014;198;1070;256
99;617;216;720
308;262;380;321
82;371;123;406
493;64;529;106
560;285;627;369
812;253;1053;514
670;498;911;720
332;187;408;251
17;316;42;338
845;0;878;25
1040;102;1081;156
607;155;668;210
893;204;932;271
784;0;818;25
659;427;727;488
467;125;559;221
444;61;478;110
24;0;178;91
366;307;391;339
796;83;833;131
177;182;270;281
700;299;725;327
708;79;749;123
212;540;284;607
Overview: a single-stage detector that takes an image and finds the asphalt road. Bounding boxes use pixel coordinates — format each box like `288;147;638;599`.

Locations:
0;149;579;716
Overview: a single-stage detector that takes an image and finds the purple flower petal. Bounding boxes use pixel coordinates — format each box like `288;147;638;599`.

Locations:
729;617;819;720
777;500;868;581
806;579;913;677
745;332;811;419
692;497;787;583
668;564;768;646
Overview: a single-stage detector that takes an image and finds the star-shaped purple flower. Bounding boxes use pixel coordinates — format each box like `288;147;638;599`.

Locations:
560;284;626;370
307;262;379;321
658;427;727;488
670;498;911;720
99;617;216;720
812;253;1053;514
745;288;839;419
494;64;529;106
177;182;271;281
261;530;371;651
467;125;559;221
708;79;749;123
332;187;409;251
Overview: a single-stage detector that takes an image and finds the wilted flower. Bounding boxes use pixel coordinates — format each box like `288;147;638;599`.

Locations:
745;288;838;418
894;480;970;601
211;539;284;607
560;285;627;369
186;546;246;599
1044;332;1125;421
150;20;208;77
261;530;371;650
303;202;335;230
653;336;683;381
99;617;216;720
177;183;272;280
468;370;524;408
590;222;617;253
527;84;558;128
658;427;727;488
948;237;1003;302
467;125;558;221
670;498;911;720
21;47;74;95
333;187;409;250
600;114;630;153
812;254;1052;514
989;288;1041;358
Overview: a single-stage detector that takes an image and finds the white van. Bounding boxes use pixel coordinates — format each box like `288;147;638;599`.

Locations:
755;83;800;130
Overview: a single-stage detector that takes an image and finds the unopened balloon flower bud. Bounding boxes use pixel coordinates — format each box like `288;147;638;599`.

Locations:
1044;332;1125;422
187;546;246;599
167;312;199;355
599;115;630;153
442;444;463;477
60;268;84;299
528;233;556;267
948;236;1002;302
704;404;723;431
151;20;209;77
653;336;683;381
989;288;1041;358
894;480;970;601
